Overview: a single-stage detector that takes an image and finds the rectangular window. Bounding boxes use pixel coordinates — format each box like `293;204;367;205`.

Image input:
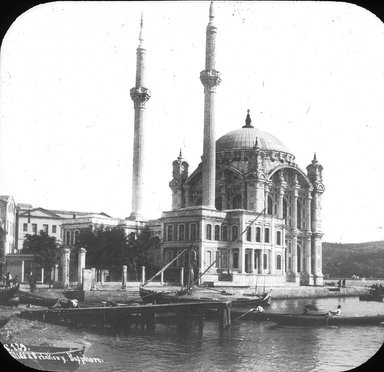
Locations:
222;225;228;241
52;225;57;234
178;224;185;241
23;223;28;232
206;224;212;240
32;224;37;234
43;224;48;233
214;225;220;241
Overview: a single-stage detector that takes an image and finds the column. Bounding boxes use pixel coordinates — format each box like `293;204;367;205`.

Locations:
21;260;25;282
160;271;164;285
251;249;255;273
122;265;127;289
312;192;324;286
291;186;299;275
54;264;59;283
61;248;70;288
77;247;86;285
141;266;146;285
180;267;184;286
41;268;44;284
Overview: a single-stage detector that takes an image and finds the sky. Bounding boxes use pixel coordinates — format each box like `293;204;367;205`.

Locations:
0;1;383;243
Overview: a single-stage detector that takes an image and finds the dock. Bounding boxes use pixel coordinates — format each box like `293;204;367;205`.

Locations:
18;301;231;332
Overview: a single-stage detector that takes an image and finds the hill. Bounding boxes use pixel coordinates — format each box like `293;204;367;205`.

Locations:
322;241;384;278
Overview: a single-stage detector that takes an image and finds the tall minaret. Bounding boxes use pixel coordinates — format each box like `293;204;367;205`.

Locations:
129;15;151;220
200;1;221;209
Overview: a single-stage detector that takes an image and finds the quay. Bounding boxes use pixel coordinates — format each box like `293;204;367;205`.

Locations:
18;301;232;332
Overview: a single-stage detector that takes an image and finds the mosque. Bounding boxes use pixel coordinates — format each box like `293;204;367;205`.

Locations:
129;2;325;287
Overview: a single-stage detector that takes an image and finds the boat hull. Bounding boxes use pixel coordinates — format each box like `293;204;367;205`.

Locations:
3;344;85;372
0;283;20;306
139;287;271;308
359;294;383;302
19;291;59;308
264;313;384;326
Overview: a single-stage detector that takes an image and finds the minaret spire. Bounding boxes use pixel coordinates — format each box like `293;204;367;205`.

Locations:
200;1;221;209
129;15;151;221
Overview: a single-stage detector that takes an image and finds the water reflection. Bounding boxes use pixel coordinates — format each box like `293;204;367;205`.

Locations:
77;297;384;372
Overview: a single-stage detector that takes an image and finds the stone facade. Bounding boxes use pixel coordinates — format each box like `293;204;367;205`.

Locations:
161;4;325;287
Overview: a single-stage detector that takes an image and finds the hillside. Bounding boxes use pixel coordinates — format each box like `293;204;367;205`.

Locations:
322;241;384;278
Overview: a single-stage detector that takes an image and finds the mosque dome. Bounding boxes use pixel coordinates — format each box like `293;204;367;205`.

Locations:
216;110;291;154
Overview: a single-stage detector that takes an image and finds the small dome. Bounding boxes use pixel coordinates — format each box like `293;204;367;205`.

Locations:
216;127;290;154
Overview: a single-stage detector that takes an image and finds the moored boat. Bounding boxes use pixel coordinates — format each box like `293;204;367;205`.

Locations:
359;294;383;302
139;286;271;308
19;290;59;308
3;343;86;371
263;313;384;326
0;283;20;305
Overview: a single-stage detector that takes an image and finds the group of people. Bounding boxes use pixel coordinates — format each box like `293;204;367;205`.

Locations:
337;279;347;288
3;272;19;287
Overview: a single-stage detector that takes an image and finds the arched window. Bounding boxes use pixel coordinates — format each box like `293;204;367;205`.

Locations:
190;223;197;240
167;225;174;241
297;200;302;229
233;194;242;209
205;250;212;267
215;196;222;211
263;253;268;270
222;225;228;241
246;226;252;241
74;230;80;244
256;227;261;242
232;226;239;241
206;224;212;240
265;227;270;243
267;196;273;215
276;255;282;270
233;249;239;269
178;224;185;241
214;225;220;241
66;231;71;245
276;231;282;245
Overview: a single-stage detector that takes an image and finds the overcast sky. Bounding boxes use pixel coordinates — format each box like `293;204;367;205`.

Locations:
0;1;383;243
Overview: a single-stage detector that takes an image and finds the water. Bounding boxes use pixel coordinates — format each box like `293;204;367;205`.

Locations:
70;297;383;372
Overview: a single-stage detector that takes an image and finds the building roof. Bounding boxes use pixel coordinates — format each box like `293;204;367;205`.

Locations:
216;127;290;154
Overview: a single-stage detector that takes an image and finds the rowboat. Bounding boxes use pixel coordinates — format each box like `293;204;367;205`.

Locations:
0;283;20;305
19;291;59;308
262;313;384;326
359;294;384;302
139;287;272;308
3;343;86;371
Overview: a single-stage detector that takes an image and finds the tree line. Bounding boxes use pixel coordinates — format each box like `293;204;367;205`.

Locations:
22;226;163;281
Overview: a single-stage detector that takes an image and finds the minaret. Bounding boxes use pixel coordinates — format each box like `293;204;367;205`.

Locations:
200;1;221;209
129;15;151;220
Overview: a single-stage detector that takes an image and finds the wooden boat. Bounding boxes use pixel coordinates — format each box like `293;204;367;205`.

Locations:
19;290;59;308
0;283;20;305
359;293;384;302
3;343;86;371
263;312;384;326
139;286;272;308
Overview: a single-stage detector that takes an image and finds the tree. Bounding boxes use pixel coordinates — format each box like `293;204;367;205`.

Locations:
22;231;60;286
77;226;162;279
